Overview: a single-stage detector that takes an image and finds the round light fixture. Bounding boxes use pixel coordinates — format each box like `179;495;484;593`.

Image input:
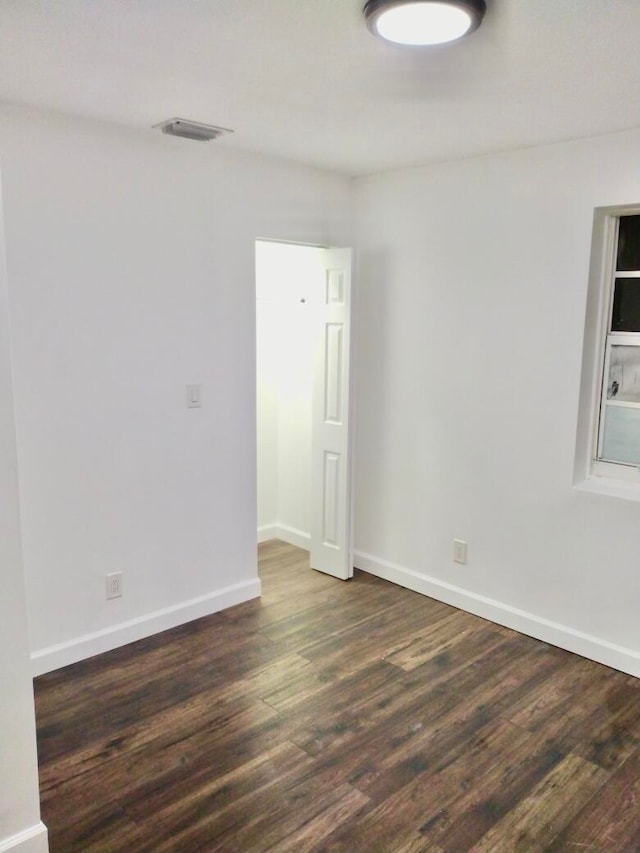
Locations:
363;0;486;46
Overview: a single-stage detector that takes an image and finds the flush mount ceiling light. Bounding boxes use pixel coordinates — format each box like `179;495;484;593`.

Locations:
153;118;234;142
363;0;486;46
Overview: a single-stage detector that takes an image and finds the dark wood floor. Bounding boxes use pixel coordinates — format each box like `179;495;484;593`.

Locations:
35;541;640;852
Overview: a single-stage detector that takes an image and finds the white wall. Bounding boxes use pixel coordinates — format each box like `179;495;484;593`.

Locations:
0;165;48;851
256;293;279;532
354;127;640;676
0;105;352;673
256;242;324;545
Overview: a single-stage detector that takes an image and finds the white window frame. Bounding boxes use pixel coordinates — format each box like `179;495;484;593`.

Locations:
574;204;640;498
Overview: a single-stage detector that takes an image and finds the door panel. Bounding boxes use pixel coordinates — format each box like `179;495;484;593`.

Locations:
310;248;353;580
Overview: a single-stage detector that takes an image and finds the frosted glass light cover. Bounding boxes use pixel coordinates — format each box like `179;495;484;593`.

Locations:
374;2;474;45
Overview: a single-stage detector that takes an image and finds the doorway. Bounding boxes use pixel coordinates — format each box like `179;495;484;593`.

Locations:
255;239;353;580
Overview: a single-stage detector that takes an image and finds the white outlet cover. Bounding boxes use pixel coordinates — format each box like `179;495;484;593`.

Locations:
106;572;123;599
453;539;467;564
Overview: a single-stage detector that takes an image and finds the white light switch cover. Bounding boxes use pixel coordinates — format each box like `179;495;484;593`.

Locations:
186;384;201;408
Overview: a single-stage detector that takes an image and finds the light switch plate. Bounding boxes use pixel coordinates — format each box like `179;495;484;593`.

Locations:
186;384;201;408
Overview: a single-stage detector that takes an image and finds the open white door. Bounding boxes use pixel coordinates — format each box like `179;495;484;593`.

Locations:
310;248;353;580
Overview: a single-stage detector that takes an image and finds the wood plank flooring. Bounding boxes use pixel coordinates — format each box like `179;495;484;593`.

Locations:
35;541;640;852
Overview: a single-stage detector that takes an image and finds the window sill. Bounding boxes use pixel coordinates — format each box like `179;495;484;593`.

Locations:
574;475;640;502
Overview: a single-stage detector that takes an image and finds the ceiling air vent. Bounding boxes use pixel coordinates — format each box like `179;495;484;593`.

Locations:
154;118;233;142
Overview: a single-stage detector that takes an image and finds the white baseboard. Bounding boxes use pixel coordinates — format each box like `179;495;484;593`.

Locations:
31;578;261;677
274;524;310;550
0;822;48;853
258;523;310;551
257;524;279;543
354;549;640;680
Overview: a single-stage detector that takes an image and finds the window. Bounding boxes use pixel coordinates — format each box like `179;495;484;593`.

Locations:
593;213;640;480
575;205;640;495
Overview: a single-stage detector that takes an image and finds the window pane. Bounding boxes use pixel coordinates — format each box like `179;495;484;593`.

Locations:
611;278;640;331
601;405;640;465
617;215;640;271
606;345;640;401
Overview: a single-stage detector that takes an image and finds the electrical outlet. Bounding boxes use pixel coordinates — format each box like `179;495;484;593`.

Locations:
106;572;123;599
453;539;467;565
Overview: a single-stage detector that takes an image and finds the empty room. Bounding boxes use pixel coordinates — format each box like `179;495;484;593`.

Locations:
4;2;640;851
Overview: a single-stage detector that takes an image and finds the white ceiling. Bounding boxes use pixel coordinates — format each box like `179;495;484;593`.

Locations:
0;1;639;176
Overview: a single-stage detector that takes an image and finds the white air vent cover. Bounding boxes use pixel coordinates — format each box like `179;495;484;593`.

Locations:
154;118;233;142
